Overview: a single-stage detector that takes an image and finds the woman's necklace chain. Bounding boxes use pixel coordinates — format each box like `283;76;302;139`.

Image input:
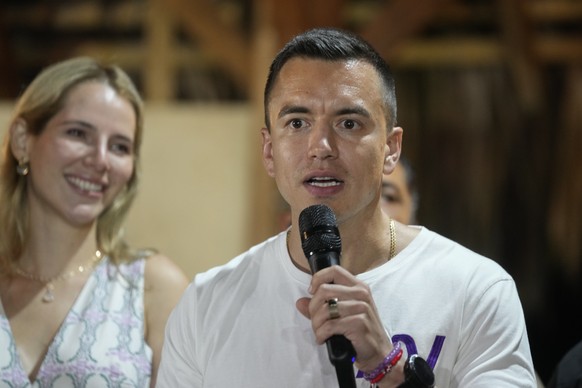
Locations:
12;250;104;303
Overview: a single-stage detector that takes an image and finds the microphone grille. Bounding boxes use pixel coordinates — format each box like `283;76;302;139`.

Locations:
298;204;341;257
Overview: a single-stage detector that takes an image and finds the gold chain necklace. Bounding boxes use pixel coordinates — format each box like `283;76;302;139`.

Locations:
286;219;397;263
12;250;103;303
389;219;396;259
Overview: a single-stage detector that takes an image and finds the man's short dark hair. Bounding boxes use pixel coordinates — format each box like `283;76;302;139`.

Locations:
263;27;397;130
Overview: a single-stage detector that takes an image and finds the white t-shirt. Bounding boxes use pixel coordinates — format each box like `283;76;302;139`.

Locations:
157;227;535;387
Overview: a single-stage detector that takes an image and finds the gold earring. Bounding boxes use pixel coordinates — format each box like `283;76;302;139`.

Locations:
16;159;29;176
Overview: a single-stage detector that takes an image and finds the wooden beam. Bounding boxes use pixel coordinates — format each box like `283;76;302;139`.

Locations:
144;0;175;101
70;43;205;69
52;36;582;73
435;0;582;24
536;36;582;64
6;0;581;29
392;36;582;67
496;0;544;113
162;0;250;91
247;0;281;246
359;0;454;61
528;0;582;22
391;38;502;67
272;0;345;45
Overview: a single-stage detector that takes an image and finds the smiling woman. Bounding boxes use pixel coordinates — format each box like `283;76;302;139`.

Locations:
0;57;188;387
15;81;137;228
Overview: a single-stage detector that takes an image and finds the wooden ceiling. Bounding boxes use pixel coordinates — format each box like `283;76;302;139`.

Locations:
1;0;581;103
1;0;581;246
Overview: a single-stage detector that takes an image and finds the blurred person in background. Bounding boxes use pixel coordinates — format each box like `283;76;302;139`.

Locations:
546;340;582;388
380;157;418;225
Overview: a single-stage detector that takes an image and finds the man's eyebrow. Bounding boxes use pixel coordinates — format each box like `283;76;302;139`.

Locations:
277;106;371;119
278;105;310;119
337;106;371;118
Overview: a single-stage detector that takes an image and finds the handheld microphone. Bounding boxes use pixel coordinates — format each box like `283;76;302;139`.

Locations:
299;204;357;370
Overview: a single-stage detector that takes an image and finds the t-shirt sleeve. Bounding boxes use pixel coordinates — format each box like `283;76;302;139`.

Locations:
156;283;203;387
452;275;536;387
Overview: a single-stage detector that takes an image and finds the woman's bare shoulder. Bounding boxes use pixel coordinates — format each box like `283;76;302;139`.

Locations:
143;252;189;293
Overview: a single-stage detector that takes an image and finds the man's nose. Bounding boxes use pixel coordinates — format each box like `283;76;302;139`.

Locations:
307;124;337;160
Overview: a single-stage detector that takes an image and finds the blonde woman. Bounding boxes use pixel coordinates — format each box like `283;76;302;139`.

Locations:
0;57;188;387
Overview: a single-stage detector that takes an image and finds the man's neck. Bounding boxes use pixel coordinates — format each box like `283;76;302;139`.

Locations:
286;214;396;275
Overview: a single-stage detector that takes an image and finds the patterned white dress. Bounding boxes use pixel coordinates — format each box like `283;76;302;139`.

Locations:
0;257;152;387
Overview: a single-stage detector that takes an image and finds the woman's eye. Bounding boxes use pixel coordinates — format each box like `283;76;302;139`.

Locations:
111;143;132;155
66;128;86;138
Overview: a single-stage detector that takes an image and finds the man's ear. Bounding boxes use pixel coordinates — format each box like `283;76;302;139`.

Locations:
9;118;30;162
383;126;403;175
261;127;276;178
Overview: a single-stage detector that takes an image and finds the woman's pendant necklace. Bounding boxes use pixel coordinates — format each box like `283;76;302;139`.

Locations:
42;283;56;303
12;251;103;303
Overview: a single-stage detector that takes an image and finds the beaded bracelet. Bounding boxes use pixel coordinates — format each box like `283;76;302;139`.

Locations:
363;341;404;384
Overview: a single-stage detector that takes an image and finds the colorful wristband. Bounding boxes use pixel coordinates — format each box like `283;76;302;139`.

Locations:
363;341;404;383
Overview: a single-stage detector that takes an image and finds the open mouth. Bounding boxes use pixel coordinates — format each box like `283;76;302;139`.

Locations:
67;176;104;193
306;176;343;187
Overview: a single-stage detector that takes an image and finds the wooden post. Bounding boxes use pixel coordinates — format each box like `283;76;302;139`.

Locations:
144;0;175;101
247;0;281;246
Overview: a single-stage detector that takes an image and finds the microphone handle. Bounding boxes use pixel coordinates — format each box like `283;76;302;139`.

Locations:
308;251;357;366
327;335;356;363
328;336;357;388
308;250;340;273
